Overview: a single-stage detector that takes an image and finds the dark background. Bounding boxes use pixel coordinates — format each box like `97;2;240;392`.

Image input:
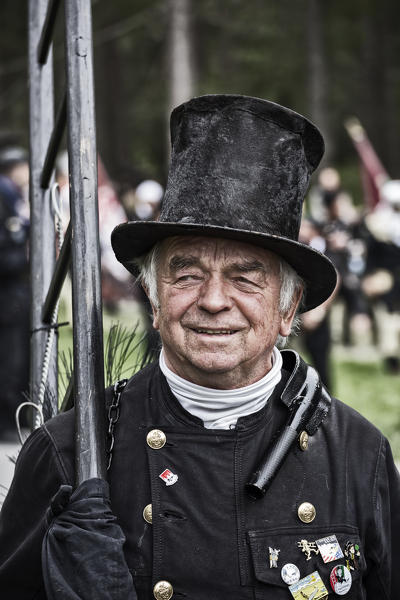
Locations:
1;0;399;197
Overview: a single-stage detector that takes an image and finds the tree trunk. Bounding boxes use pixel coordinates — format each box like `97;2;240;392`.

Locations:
306;0;332;163
166;0;195;146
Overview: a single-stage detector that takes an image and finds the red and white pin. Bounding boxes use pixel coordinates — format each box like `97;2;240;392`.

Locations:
330;564;352;595
159;468;179;486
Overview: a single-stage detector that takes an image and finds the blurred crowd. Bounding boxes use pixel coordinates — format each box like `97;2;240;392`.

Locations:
298;167;400;390
0;140;399;438
0;145;30;440
0;142;164;440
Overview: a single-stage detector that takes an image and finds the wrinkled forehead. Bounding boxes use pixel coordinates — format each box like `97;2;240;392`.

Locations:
158;235;282;273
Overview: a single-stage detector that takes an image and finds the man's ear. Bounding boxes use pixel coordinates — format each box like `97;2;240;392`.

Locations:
279;286;303;337
142;284;160;330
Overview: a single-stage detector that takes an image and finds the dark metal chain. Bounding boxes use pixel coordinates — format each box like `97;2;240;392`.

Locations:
106;378;128;471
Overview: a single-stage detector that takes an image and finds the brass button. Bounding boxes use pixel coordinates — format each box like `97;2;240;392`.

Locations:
147;429;166;449
299;431;309;451
153;580;173;600
143;504;152;524
298;502;316;523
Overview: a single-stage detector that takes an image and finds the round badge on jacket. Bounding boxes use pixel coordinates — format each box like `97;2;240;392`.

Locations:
281;563;300;585
330;564;352;595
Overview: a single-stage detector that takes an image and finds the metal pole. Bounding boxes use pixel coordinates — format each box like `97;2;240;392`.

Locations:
64;0;106;483
37;0;61;65
42;223;71;324
40;93;67;189
28;0;58;417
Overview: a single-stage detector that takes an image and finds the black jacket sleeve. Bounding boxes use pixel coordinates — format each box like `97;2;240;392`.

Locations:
364;435;400;599
386;439;400;599
0;425;73;599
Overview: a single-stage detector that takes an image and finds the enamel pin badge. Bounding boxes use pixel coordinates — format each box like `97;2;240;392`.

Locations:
281;563;300;585
297;539;320;561
330;564;352;595
159;468;178;486
269;547;280;568
288;571;328;600
344;540;361;571
315;534;344;564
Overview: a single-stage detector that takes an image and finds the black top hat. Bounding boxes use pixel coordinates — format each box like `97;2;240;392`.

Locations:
112;95;337;311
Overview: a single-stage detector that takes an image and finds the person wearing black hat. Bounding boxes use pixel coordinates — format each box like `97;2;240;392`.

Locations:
0;96;399;598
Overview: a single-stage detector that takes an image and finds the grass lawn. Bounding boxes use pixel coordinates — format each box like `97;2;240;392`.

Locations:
332;354;400;461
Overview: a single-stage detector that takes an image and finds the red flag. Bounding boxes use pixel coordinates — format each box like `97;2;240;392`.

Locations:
344;118;389;210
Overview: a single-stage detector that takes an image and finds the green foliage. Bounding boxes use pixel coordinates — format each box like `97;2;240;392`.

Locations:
334;358;400;461
57;305;158;406
104;321;150;385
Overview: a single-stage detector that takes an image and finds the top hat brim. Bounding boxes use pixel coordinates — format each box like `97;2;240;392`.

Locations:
111;221;337;313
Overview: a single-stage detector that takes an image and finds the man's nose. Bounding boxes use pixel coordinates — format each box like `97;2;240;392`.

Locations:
197;276;232;313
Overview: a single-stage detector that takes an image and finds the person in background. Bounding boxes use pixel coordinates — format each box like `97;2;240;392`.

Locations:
298;217;337;389
56;151;131;312
309;166;371;346
0;146;30;440
362;179;400;372
125;179;164;222
123;179;164;357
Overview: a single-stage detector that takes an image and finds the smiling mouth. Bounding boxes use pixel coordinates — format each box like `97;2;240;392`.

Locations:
190;328;238;335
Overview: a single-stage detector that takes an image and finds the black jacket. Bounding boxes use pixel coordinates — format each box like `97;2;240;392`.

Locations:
0;352;399;599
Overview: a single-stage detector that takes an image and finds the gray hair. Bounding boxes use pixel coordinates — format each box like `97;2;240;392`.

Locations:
133;240;304;347
276;260;303;347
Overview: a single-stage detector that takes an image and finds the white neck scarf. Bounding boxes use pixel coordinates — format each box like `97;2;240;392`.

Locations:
159;347;282;429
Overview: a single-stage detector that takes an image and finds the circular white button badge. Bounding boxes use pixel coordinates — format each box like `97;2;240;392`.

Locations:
330;564;352;595
281;563;301;585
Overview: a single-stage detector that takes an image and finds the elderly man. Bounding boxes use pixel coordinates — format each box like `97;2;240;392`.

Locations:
0;95;399;599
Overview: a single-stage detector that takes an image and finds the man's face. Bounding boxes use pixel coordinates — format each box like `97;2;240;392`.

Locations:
150;236;300;389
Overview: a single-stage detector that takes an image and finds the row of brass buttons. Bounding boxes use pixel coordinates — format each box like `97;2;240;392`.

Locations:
143;501;315;525
146;428;314;599
146;432;171;598
147;429;309;453
148;429;309;451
